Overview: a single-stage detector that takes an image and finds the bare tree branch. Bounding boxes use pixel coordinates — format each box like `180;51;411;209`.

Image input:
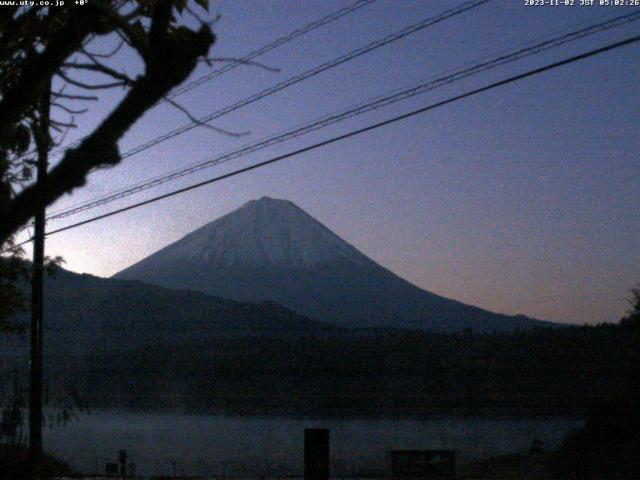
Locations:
51;103;89;115
163;95;249;137
80;39;125;59
111;12;149;59
52;92;99;101
51;122;74;148
62;61;136;85
0;3;116;139
200;56;280;73
56;70;129;90
50;118;78;130
0;10;215;243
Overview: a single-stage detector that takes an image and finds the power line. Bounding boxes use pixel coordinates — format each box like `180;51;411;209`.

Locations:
5;32;635;253
167;0;377;100
45;0;377;159
46;9;640;221
45;0;492;217
43;9;602;217
49;9;640;218
48;0;490;169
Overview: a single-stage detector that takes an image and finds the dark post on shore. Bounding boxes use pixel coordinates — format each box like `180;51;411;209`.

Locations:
304;428;330;480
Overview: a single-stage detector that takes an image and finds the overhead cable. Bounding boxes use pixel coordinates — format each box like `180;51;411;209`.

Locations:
47;9;640;221
4;32;631;252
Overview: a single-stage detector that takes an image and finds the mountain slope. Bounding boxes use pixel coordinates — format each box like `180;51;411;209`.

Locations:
2;267;341;355
115;197;556;332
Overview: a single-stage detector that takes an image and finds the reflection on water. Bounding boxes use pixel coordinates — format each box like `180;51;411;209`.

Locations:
43;411;582;477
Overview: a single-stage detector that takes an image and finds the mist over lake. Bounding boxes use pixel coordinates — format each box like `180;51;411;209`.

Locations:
43;411;582;477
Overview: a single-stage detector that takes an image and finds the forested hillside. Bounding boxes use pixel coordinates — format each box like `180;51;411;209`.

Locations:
32;325;638;416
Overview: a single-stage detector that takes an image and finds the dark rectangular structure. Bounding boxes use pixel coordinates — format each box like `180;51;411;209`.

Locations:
304;428;330;480
391;450;456;479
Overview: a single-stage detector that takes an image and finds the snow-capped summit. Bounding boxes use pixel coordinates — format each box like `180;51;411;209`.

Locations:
154;196;373;269
114;197;554;332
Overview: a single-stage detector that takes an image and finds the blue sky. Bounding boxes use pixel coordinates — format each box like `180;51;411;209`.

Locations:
24;0;640;325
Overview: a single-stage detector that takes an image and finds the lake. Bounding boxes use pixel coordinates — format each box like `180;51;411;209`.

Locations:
42;411;582;477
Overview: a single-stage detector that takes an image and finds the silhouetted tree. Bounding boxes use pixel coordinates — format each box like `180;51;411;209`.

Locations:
620;284;640;330
0;251;29;332
0;0;219;331
551;395;640;479
0;0;216;246
550;282;640;478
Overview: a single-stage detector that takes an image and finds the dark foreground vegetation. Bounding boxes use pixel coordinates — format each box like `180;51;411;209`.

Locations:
35;323;638;417
467;392;640;479
550;394;640;479
0;445;74;479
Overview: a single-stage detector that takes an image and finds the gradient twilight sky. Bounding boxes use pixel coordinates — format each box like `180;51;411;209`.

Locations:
18;0;640;325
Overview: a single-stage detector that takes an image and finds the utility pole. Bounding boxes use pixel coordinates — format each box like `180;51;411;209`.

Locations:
30;77;50;480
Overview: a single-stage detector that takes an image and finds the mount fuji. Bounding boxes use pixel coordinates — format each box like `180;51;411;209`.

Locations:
114;197;554;332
